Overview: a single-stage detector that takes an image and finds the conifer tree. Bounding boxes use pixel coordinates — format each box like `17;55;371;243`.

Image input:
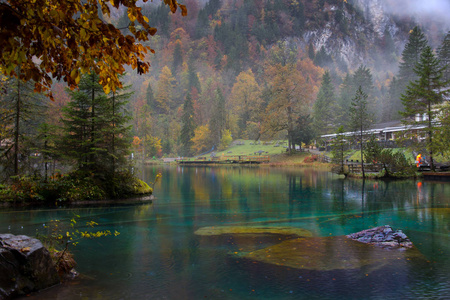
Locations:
172;41;184;75
187;60;202;94
0;75;45;178
313;71;338;135
349;86;372;179
105;86;133;177
399;27;428;85
308;42;315;61
388;27;429;121
292;114;314;151
352;65;374;98
331;126;348;175
400;46;449;171
60;73;132;177
61;73;108;172
438;31;450;83
146;82;155;110
180;93;196;156
382;76;402;122
337;73;353;127
314;46;332;67
209;88;226;148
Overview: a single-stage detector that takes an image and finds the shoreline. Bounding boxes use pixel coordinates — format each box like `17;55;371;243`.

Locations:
0;193;154;208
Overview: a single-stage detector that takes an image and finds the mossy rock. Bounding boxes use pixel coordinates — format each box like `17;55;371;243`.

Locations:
194;226;313;237
133;179;153;195
241;236;426;271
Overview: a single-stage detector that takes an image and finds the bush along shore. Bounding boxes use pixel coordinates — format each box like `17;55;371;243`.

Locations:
0;170;153;206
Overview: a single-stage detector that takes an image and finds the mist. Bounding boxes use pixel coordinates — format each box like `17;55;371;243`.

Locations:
384;0;450;29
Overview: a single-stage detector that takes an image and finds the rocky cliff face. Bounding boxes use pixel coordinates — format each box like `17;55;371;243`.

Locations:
354;0;397;37
302;0;407;70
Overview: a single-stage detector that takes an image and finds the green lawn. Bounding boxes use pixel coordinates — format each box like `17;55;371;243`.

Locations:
202;139;289;157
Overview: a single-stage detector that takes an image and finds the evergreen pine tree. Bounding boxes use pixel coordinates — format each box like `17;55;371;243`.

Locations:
382;28;396;63
331;126;348;175
105;85;133;178
399;27;428;85
145;82;155;110
172;41;183;75
61;73;108;172
0;75;45;178
313;71;338;135
308;42;315;61
349;86;373;179
400;46;449;171
438;31;450;83
180;93;196;156
292;114;314;151
391;26;429;121
60;73;132;178
209;88;226;148
352;65;374;99
337;73;353;127
382;76;403;122
187;60;202;94
352;65;375;120
314;46;332;67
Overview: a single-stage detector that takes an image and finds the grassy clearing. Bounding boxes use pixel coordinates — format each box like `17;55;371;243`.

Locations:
209;139;289;157
188;139;326;166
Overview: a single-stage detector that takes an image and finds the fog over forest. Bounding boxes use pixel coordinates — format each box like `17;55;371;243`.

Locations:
384;0;450;28
1;0;449;163
113;0;450;156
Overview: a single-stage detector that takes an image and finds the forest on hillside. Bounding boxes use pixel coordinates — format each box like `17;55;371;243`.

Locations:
115;0;449;157
1;0;450;170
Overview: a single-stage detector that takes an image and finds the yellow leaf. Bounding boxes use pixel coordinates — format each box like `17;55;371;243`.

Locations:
70;69;77;79
128;9;137;22
143;15;149;23
103;84;111;94
75;73;81;85
80;28;86;40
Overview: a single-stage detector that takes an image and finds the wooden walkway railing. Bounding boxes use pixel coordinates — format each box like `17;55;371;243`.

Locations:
346;163;383;173
177;155;270;164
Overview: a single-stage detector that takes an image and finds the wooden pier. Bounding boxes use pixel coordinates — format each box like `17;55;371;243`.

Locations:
422;172;450;181
177;155;270;165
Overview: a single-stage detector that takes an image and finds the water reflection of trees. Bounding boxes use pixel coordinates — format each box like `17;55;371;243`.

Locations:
140;165;450;229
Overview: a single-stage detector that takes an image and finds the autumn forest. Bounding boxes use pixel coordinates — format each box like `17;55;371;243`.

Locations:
1;0;450;194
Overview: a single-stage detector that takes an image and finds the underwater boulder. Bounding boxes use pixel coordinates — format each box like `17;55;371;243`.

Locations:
240;235;424;271
194;226;313;237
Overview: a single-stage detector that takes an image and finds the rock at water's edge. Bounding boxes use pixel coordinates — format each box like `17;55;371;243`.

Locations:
0;234;60;299
346;225;413;249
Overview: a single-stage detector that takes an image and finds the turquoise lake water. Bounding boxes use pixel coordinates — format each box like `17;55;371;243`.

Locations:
2;166;449;299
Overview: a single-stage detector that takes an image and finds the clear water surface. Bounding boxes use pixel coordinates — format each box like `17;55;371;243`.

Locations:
2;166;449;300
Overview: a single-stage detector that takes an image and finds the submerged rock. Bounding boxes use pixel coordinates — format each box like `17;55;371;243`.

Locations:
194;226;313;237
241;235;424;272
346;225;413;249
197;225;426;273
0;234;60;299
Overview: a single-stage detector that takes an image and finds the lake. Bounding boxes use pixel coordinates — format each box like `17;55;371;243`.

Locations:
2;166;449;299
